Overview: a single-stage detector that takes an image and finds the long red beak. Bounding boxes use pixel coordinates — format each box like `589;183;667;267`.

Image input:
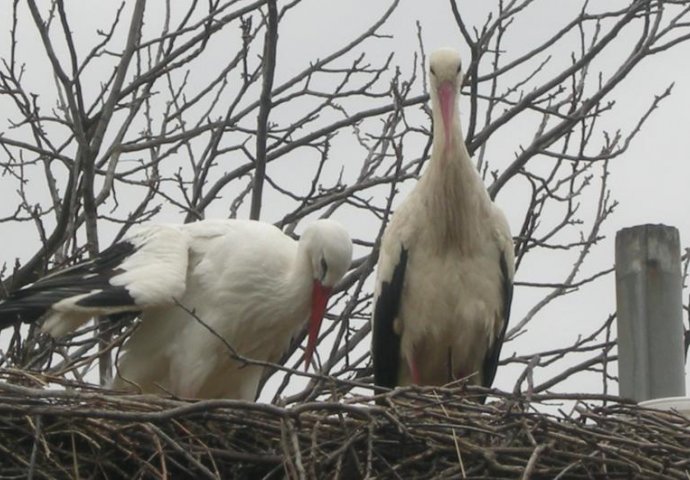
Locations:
304;281;332;370
437;80;455;152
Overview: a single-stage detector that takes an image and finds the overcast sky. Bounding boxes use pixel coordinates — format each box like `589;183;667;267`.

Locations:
1;0;688;398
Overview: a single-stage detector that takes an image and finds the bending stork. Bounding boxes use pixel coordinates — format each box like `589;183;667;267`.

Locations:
0;219;352;400
372;48;514;394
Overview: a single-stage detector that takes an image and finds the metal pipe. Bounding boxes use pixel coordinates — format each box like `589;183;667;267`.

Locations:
615;224;686;401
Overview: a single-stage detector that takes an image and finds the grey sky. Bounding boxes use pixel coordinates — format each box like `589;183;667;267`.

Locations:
1;0;688;396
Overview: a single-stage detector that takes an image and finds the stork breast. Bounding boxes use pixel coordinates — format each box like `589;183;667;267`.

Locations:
400;250;502;361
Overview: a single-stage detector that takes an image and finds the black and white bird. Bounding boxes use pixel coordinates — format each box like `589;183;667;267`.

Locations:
0;219;352;400
371;48;514;393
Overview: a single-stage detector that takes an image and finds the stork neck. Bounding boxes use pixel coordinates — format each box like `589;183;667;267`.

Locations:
279;243;314;322
425;110;491;253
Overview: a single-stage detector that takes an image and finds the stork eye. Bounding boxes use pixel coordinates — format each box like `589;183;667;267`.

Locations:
430;66;436;76
320;256;328;281
456;63;462;74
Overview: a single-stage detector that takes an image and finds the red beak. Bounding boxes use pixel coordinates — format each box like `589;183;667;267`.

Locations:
437;80;455;152
304;281;332;369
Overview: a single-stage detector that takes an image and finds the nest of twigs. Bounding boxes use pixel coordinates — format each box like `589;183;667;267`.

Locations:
0;369;688;479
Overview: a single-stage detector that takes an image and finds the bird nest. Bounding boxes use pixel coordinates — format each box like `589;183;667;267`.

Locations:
0;369;688;479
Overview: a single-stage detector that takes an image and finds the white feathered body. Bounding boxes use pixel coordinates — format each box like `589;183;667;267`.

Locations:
374;92;514;386
109;220;312;399
1;213;352;400
377;148;513;385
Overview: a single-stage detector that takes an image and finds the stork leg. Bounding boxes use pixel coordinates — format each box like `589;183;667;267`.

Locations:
407;354;421;385
446;347;453;382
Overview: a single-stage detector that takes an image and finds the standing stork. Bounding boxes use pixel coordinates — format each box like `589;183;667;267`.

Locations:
372;48;514;394
0;219;352;400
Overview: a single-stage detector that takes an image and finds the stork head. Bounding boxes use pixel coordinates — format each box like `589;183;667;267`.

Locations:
300;219;353;369
429;48;463;151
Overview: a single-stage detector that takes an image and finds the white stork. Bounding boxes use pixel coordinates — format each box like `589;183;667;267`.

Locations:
371;48;514;394
0;219;352;400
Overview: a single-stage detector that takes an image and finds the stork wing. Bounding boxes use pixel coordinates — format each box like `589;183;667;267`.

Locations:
481;251;514;389
372;246;408;389
0;225;189;336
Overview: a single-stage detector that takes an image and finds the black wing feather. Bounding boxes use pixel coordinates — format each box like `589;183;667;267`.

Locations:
0;241;139;328
481;252;513;389
372;246;408;389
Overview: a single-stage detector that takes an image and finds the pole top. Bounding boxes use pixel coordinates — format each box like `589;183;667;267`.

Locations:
616;223;678;238
615;224;680;277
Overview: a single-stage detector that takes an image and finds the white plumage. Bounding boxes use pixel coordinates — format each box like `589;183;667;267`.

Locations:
0;219;352;400
371;48;514;392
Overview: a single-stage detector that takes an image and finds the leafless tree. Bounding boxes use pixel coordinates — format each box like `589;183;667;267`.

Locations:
0;0;688;401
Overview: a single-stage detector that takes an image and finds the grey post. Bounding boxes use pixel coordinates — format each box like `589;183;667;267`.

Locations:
615;224;686;401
